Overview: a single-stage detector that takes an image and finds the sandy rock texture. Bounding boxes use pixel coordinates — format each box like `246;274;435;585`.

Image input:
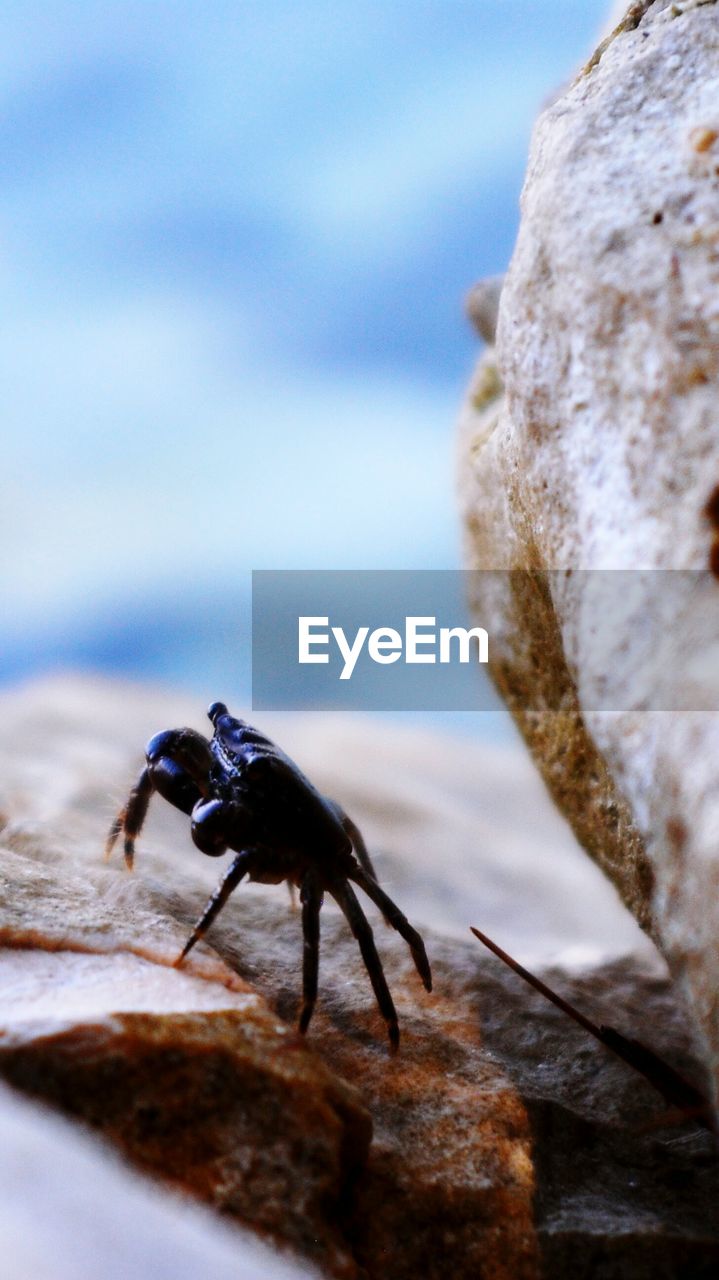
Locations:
459;0;719;1110
0;676;717;1277
0;1079;312;1280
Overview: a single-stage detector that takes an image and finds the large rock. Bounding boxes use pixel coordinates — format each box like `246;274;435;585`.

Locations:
459;0;719;1110
0;677;718;1277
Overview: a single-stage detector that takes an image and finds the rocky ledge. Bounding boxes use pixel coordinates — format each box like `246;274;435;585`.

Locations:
0;677;716;1278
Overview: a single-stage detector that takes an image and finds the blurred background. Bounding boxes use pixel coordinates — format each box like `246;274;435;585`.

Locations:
1;0;608;729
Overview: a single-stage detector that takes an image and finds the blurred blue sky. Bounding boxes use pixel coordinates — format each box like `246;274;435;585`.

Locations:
1;1;607;704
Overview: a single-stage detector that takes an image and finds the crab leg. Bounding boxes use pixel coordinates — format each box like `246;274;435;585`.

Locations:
175;849;253;964
350;864;432;992
335;807;378;882
105;768;153;870
298;869;323;1034
331;878;400;1051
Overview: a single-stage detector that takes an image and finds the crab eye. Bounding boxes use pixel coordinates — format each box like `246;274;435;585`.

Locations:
208;701;228;725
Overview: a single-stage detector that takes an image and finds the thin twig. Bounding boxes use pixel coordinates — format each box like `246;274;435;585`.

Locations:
470;926;716;1135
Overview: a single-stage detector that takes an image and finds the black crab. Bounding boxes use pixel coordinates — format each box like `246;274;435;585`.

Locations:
106;701;432;1049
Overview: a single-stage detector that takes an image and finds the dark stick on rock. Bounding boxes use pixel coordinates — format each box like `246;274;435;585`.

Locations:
470;926;716;1135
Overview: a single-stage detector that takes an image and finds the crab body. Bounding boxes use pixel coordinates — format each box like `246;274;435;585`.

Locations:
106;702;431;1048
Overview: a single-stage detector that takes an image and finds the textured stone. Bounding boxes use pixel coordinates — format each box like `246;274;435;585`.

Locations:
0;1080;312;1280
465;274;504;343
459;0;719;1113
0;850;371;1278
0;677;718;1277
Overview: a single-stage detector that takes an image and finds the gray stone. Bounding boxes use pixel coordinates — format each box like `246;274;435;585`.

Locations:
459;0;719;1115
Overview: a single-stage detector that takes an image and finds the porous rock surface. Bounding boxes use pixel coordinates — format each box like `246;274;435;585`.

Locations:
459;0;719;1112
0;676;717;1278
0;1078;312;1280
